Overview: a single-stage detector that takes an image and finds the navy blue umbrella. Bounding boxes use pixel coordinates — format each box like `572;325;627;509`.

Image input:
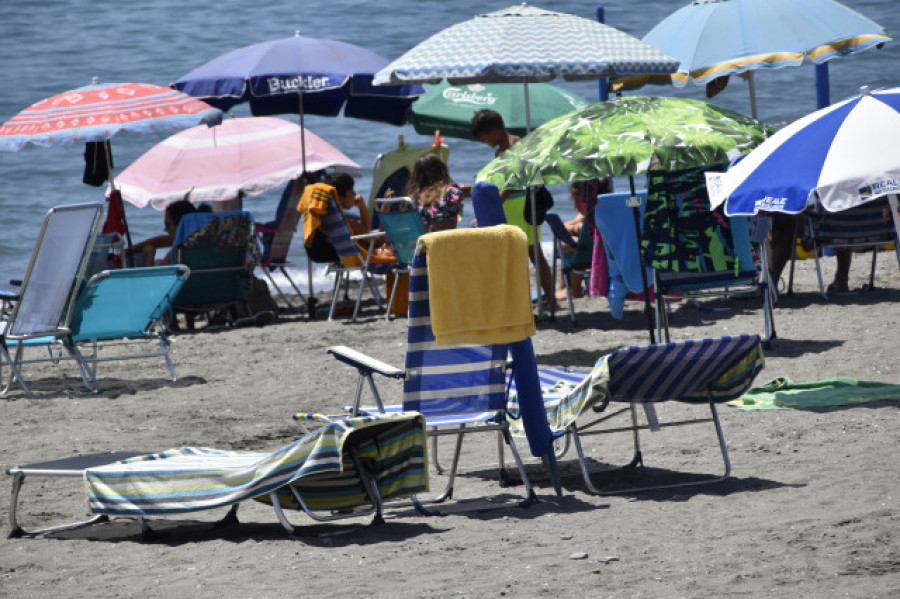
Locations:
173;32;422;172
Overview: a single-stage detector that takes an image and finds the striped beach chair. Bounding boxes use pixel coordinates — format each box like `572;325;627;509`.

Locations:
804;195;900;299
319;191;396;322
6;413;427;538
328;227;542;513
507;334;764;494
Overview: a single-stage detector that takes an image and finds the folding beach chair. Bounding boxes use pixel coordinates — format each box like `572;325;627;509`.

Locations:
6;412;427;538
171;210;257;325
255;178;308;311
328;225;545;514
374;197;427;319
316;188;397;322
0;202;104;398
366;136;449;223
12;265;190;392
508;334;764;494
545;212;590;326
799;195;900;299
642;165;775;346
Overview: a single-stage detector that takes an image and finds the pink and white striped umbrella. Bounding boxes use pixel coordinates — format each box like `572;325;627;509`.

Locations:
115;116;361;209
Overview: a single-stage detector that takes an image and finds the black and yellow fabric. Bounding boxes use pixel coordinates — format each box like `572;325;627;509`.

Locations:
641;163;734;273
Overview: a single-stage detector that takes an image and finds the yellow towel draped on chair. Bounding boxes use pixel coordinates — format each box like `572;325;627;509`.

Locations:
420;224;536;346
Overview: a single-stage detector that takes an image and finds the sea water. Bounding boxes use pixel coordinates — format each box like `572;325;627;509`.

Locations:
1;0;897;291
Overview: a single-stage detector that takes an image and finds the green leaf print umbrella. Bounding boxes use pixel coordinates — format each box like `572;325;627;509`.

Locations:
477;95;772;342
476;95;772;189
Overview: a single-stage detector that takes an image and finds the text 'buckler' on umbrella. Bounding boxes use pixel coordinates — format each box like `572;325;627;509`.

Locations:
114;116;361;210
172;31;423;173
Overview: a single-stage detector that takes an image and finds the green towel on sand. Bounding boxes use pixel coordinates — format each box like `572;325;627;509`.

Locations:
729;377;900;410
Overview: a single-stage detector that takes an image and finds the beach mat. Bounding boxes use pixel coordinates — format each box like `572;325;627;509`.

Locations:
729;376;900;410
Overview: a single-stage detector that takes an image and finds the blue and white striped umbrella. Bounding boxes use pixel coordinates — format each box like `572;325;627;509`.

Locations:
373;4;679;86
707;85;900;216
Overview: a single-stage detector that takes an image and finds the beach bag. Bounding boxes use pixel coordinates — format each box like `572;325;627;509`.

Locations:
523;186;554;225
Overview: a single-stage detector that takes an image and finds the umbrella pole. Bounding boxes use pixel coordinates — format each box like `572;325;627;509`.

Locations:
628;175;656;344
298;91;307;174
747;71;758;121
523;80;544;317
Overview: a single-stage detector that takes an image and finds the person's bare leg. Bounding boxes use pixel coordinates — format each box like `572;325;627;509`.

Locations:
769;213;797;284
829;249;852;293
528;245;555;307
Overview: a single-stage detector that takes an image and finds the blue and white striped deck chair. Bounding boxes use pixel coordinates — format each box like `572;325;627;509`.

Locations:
1;203;103;398
803;195;900;299
328;232;539;514
511;334;764;494
6;413;428;538
319;193;395;322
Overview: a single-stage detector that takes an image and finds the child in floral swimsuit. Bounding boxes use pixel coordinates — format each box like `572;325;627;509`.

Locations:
404;154;470;232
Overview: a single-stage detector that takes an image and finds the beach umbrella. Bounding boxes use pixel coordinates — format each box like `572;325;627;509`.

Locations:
477;95;772;340
114;116;361;210
613;0;891;119
0;78;223;245
706;85;900;225
409;81;590;140
374;3;680;320
172;31;422;172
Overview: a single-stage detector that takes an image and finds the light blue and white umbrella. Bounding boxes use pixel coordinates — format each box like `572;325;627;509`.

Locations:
614;0;891;120
707;85;900;219
373;4;679;86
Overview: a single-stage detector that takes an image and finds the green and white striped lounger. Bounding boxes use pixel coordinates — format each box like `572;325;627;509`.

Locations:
7;413;427;538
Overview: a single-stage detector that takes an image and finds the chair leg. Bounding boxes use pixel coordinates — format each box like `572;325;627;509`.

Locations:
573;400;732;495
0;343;33;398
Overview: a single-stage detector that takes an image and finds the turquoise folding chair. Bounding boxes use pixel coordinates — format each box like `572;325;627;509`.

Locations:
14;265;190;392
1;203;103;398
171;210;256;324
374;197;427;319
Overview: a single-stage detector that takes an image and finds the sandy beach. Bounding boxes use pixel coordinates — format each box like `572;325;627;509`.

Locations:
1;256;898;598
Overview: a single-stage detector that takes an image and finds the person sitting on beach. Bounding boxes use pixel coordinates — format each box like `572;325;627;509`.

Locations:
768;212;852;294
127;199;196;267
388;154;471;233
555;180;604;301
298;171;393;263
471;108;554;306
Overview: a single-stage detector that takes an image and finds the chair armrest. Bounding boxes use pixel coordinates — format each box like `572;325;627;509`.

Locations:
327;345;404;378
350;231;387;243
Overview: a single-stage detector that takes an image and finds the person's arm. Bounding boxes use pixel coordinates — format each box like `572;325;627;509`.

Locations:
130;233;174;253
353;193;372;232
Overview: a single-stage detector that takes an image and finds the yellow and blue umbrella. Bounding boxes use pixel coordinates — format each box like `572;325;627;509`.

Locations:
614;0;891;119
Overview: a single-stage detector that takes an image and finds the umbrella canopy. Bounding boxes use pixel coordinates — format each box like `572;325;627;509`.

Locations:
477;95;772;189
172;31;422;125
409;81;589;140
115;116;360;210
707;85;900;216
614;0;891;119
375;2;680;327
373;4;680;86
0;78;223;151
